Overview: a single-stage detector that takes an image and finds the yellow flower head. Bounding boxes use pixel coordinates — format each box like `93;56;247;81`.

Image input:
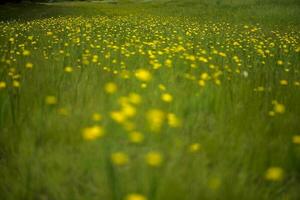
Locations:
188;143;201;153
146;109;165;132
82;125;104;140
0;81;6;89
161;93;173;103
64;66;73;73
274;102;285;114
128;93;142;104
167;113;181;127
292;135;300;144
265;167;284;181
25;62;33;69
45;96;57;105
145;151;163;167
135;69;152;82
111;152;129;166
110;111;127;123
105;82;118;94
125;193;147;200
129;131;144;144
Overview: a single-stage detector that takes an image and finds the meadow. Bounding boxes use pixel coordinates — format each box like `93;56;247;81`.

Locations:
0;0;300;200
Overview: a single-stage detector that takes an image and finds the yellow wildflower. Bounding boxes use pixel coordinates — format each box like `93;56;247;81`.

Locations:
0;81;6;89
64;66;73;73
105;82;117;94
188;143;201;153
146;109;165;132
111;152;129;166
161;93;173;103
129;131;144;144
145;151;163;167
45;96;57;105
265;167;284;181
125;193;147;200
82;125;104;140
135;69;152;82
292;135;300;144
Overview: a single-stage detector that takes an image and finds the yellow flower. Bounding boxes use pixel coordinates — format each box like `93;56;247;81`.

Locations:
198;80;205;87
146;109;165;132
45;96;57;105
188;143;201;153
280;80;288;85
125;193;147;200
129;131;144;144
110;111;127;123
161;93;173;103
64;66;73;73
145;151;163;167
200;72;209;80
265;167;284;181
25;62;33;69
135;69;152;82
111;152;129;166
104;82;117;94
0;81;6;89
292;135;300;144
274;103;285;114
121;104;136;117
128;93;142;104
22;50;30;56
277;60;284;65
167;113;181;127
13;80;20;88
82;125;104;140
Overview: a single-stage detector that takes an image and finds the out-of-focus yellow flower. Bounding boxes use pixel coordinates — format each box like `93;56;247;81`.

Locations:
188;143;201;153
292;135;300;144
110;111;126;123
128;93;142;104
13;80;20;88
111;152;129;166
198;80;205;87
158;84;166;91
167;113;181;127
274;102;285;114
64;66;73;73
146;109;165;132
265;167;284;181
125;193;147;200
135;69;152;82
22;50;30;56
200;72;209;80
82;125;104;140
161;93;173;103
145;151;163;167
25;62;33;69
105;82;117;94
129;131;144;144
45;96;57;105
280;80;288;85
121;104;136;117
0;81;6;89
277;60;284;65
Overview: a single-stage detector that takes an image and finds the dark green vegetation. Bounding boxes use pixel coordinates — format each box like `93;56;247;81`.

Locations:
0;1;300;200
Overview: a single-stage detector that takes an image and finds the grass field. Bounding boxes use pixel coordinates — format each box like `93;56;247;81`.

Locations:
0;1;300;200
